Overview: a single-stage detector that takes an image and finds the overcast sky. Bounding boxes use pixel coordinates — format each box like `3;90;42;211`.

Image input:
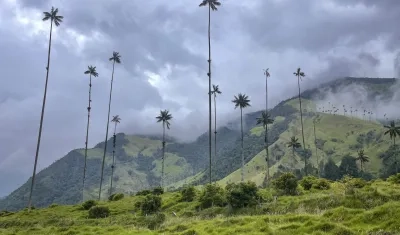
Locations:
0;0;399;197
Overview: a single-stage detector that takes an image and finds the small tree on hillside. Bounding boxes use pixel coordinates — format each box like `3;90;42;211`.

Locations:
287;136;301;169
356;149;369;172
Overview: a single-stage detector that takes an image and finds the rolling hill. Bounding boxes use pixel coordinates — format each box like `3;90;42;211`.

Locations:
1;77;399;211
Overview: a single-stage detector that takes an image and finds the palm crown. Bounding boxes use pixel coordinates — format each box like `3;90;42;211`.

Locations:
42;7;63;26
293;67;305;80
84;66;98;77
384;121;400;140
256;111;274;129
211;84;221;95
357;149;369;161
156;110;173;129
111;115;121;124
109;51;122;64
264;68;270;78
199;0;221;10
232;93;251;109
287;136;301;149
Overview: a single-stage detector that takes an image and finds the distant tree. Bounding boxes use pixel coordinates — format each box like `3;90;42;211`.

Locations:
293;68;307;175
322;158;341;180
199;0;221;185
156;110;173;188
232;93;251;182
356;149;369;172
256;111;274;181
109;115;121;196
287;136;301;169
28;6;64;210
82;65;98;202
99;51;122;200
384;120;400;146
339;155;359;178
211;84;221;183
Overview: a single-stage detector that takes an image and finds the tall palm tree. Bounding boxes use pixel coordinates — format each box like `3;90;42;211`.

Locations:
99;51;121;200
109;115;121;196
356;149;369;172
82;65;98;202
199;0;221;185
156;110;173;188
211;84;221;183
256;111;274;181
287;136;301;169
28;7;63;210
293;68;307;175
232;93;251;182
384;120;400;146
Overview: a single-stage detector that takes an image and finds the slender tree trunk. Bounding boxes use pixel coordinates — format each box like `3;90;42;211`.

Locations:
292;148;295;169
28;20;53;210
207;4;213;185
109;122;117;196
313;121;319;176
297;75;307;175
213;94;217;184
265;73;269;182
161;122;166;188
99;61;116;200
240;107;244;182
82;73;92;202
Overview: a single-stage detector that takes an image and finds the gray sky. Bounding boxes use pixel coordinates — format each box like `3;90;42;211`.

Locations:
0;0;399;197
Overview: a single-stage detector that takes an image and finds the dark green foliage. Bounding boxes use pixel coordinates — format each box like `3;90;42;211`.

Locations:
272;173;298;195
388;173;400;184
226;182;260;209
181;186;197;202
380;145;400;178
323;158;341;180
141;195;162;215
108;193;124;201
136;213;166;230
198;184;226;209
82;200;97;210
152;187;164;195
88;206;110;218
136;189;152;196
342;176;367;189
339;155;360;178
49;203;58;208
313;178;331;190
300;176;317;190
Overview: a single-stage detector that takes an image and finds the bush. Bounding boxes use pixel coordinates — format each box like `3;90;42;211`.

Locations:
388;173;400;184
313;178;330;190
226;181;260;209
49;203;58;208
136;189;152;196
88;206;110;218
272;173;298;195
141;195;162;215
152;186;164;195
299;176;317;190
82;200;97;210
342;176;367;188
108;193;124;201
199;184;227;209
136;213;166;230
181;186;197;202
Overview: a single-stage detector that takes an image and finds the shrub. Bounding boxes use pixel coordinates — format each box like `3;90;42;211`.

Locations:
313;178;330;190
299;176;317;190
152;186;164;195
181;186;197;202
226;181;260;209
82;200;97;210
141;195;162;215
136;213;166;230
88;206;110;218
198;184;227;209
342;176;367;188
388;173;400;184
49;203;58;208
272;172;298;195
109;193;124;201
136;189;152;196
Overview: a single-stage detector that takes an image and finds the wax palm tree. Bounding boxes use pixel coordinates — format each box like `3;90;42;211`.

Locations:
293;68;307;175
199;0;221;185
356;149;369;172
256;111;274;181
232;93;251;182
211;84;221;182
28;6;63;210
156;110;173;188
287;136;301;169
384;120;400;146
82;65;98;201
99;51;121;200
109;115;121;196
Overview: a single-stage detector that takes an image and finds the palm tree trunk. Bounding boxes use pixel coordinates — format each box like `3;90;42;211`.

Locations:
28;20;53;210
313;122;318;176
292;148;295;169
207;4;213;185
109;122;117;196
162;122;166;188
99;60;116;200
213;94;217;184
297;75;307;176
240;107;244;182
82;73;92;202
265;73;269;182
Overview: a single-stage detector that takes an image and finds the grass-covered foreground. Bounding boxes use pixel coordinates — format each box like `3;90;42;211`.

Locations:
1;175;400;235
